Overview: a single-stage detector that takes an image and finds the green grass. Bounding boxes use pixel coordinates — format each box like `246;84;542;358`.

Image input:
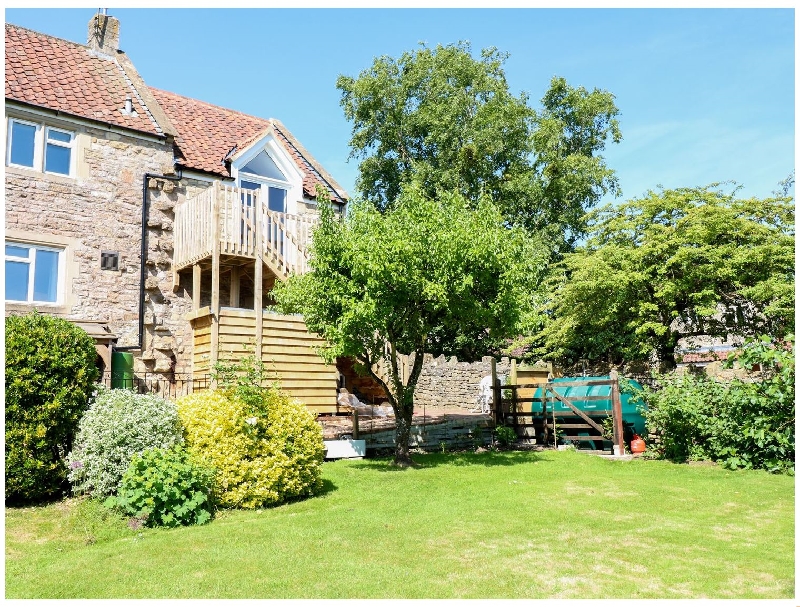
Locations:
5;449;795;599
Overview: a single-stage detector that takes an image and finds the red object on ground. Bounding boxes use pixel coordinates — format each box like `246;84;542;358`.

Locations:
631;434;646;454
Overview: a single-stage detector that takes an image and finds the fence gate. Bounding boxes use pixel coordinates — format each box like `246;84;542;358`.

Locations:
490;368;626;455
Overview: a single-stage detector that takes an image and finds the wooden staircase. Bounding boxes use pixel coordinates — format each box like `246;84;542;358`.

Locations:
337;357;389;405
177;181;343;413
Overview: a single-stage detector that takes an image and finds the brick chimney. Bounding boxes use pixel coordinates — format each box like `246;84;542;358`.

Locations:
88;12;120;53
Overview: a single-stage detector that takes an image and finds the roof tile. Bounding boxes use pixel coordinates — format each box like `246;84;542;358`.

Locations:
5;24;162;136
150;88;346;203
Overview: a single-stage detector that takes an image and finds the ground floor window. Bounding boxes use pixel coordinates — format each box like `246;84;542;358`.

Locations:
5;241;64;304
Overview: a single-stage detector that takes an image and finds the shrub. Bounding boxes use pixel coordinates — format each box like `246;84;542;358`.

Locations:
643;336;795;473
106;446;215;528
5;311;99;504
495;425;517;447
211;352;275;410
177;388;325;509
67;387;184;497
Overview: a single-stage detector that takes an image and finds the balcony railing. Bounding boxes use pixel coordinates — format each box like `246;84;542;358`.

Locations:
174;182;317;277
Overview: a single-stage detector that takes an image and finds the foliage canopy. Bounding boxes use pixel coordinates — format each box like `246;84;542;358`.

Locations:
337;41;621;254
531;185;795;366
106;446;216;528
177;386;325;509
5;311;99;504
642;336;795;473
274;187;545;464
67;387;184;498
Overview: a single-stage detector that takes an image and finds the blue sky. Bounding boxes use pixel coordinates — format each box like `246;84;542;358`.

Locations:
6;7;795;204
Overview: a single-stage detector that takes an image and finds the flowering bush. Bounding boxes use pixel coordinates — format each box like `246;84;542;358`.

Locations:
5;311;99;504
106;446;215;528
177;388;325;509
67;387;183;497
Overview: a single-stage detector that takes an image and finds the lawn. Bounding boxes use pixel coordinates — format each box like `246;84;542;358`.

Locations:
5;449;795;599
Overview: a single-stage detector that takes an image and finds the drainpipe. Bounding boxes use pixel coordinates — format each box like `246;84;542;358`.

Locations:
116;169;182;352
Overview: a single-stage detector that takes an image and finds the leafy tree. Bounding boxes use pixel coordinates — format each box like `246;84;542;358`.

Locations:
532;184;794;366
273;188;545;466
527;76;622;251
337;42;621;254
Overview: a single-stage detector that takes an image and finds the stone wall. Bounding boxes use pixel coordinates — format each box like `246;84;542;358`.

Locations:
139;176;195;374
412;354;512;411
4;115;196;375
362;417;495;451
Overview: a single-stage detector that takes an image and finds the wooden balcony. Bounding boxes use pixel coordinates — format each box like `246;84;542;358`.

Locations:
174;181;317;279
174;181;340;410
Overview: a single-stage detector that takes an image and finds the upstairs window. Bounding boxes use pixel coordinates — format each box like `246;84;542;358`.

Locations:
8;120;37;168
44;128;74;175
5;242;64;304
6;118;74;176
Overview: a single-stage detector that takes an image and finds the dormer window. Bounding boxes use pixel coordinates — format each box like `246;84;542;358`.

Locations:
238;147;291;215
242;150;287;181
232;130;305;219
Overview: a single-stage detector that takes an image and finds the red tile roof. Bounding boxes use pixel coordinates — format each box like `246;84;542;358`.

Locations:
5;24;168;137
149;88;347;203
678;350;733;364
5;22;346;204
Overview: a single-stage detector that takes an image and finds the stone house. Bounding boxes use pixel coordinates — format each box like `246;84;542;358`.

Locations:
5;15;347;410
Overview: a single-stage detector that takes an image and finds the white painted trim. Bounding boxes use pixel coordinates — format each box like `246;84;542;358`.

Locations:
6;117;43;172
43;125;76;177
4;230;79;313
178;169;220;183
5;102;167;145
229;126;273;165
231;131;305;215
5;240;66;305
7;118;76;178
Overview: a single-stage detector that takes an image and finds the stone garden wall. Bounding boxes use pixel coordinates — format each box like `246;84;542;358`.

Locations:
412;354;512;411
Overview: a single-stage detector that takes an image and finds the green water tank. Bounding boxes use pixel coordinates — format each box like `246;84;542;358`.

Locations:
531;376;647;437
111;351;134;390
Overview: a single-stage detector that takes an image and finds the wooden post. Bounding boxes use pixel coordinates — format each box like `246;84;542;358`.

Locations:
511;386;519;437
192;264;201;311
352;410;360;440
210;181;221;379
229;266;240;308
610;369;625;455
490;357;499;425
254;189;264;365
545;371;553;446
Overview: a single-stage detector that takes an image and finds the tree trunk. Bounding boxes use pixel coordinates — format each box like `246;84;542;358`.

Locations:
393;393;415;467
389;347;425;467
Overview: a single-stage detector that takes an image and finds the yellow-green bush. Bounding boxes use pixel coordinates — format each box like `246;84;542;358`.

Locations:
176;388;325;509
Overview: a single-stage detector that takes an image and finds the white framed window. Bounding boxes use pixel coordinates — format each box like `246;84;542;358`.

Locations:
6;118;75;176
44;127;74;175
7;118;40;170
5;241;65;304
